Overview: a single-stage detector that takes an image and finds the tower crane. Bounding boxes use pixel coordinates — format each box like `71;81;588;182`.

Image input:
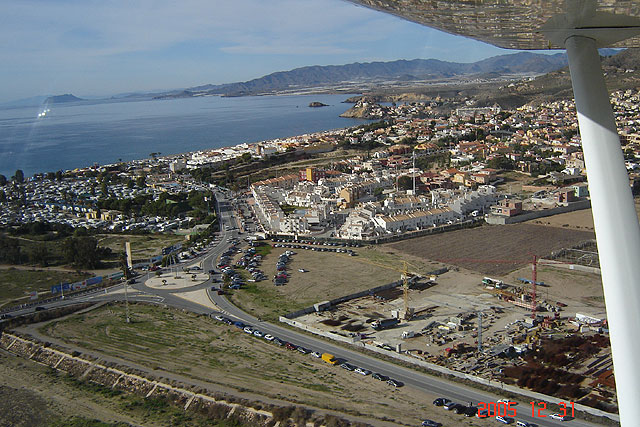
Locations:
346;256;426;321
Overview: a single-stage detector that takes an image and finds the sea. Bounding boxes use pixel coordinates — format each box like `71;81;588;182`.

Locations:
0;94;367;178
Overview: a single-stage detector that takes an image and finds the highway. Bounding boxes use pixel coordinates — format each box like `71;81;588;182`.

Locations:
6;190;610;427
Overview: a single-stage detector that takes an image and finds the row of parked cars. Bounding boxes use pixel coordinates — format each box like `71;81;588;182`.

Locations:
431;397;568;425
273;239;361;248
274;251;293;286
237;247;267;282
272;242;357;256
211;314;404;389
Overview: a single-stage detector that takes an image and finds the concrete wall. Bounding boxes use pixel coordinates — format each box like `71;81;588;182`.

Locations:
485;200;591;225
0;332;274;424
539;258;601;275
284;268;449;320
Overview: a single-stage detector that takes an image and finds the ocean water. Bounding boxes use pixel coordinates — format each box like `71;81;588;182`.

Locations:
0;94;366;177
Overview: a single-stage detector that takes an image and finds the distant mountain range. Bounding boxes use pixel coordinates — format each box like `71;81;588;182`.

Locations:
156;52;574;99
2;49;626;107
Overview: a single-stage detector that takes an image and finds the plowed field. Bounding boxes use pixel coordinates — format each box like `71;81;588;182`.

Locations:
387;223;595;276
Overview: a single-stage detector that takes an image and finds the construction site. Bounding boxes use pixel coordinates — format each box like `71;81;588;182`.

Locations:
288;255;616;413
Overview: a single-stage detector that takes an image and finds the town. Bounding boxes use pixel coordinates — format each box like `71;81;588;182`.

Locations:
3;88;640;240
0;86;633;426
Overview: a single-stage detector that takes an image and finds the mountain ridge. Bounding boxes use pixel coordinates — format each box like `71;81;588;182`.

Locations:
159;52;574;98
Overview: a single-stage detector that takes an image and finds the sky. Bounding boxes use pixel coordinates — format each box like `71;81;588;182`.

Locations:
0;0;533;103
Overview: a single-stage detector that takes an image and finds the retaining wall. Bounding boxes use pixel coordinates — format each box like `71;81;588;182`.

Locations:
0;332;273;426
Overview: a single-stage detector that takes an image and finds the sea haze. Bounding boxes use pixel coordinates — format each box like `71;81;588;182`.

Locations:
0;94;365;177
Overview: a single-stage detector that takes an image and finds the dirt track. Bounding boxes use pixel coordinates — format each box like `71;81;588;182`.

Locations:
386;223;595;276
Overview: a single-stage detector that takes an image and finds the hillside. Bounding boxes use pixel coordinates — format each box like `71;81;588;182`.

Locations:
44;94;84;103
154;52;571;99
346;49;637;109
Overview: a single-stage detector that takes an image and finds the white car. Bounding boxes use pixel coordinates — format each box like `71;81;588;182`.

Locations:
253;330;263;338
497;399;517;405
263;334;274;341
549;413;569;421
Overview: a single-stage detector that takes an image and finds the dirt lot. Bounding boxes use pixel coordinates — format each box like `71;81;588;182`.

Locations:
386;224;595;276
35;302;475;426
228;244;441;321
527;209;596;231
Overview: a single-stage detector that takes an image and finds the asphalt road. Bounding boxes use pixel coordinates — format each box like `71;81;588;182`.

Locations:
7;190;612;427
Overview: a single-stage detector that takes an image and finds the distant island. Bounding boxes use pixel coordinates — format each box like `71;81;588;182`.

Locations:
308;102;328;108
45;94;84;104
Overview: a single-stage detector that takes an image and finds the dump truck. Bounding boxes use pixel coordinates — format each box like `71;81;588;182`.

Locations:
321;353;337;365
371;318;400;330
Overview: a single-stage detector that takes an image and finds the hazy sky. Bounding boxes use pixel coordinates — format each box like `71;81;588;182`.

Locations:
1;0;536;103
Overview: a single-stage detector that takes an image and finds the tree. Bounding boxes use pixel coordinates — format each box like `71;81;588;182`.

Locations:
63;236;102;269
398;175;413;191
0;174;7;186
136;175;146;188
13;169;24;183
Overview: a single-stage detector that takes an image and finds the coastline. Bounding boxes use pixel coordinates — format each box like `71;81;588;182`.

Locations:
0;93;367;178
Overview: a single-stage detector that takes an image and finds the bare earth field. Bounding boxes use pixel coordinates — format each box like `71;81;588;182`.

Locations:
228;245;441;321
34;302;463;426
386;223;595;276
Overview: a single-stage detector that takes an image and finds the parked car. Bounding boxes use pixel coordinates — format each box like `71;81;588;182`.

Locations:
432;398;450;407
453;404;467;414
340;363;355;371
549;413;569;421
443;401;457;410
386;378;402;387
421;420;442;427
464;406;478;417
372;373;388;381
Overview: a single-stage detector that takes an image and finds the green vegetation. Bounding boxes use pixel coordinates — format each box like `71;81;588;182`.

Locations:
253;243;271;258
229;279;304;322
279;204;303;215
97;233;184;260
98;190;216;222
0;223;115;269
0;268;91;306
49;417;129;427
